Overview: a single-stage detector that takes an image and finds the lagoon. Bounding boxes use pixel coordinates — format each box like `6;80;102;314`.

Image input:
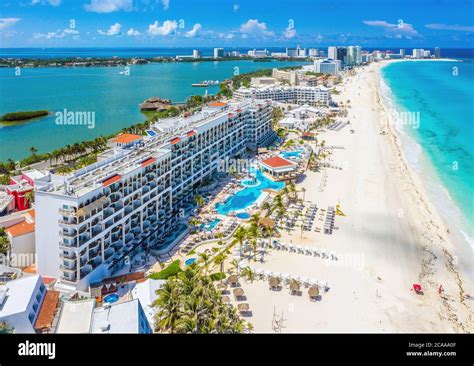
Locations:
0;59;308;161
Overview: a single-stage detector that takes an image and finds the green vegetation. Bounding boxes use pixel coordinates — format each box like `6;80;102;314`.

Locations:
217;82;233;98
0;228;11;255
232;68;273;89
0;321;14;334
209;272;226;281
152;265;243;333
149;260;182;280
1;110;49;122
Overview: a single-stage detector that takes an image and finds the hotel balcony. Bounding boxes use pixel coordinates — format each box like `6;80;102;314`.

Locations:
59;239;78;249
60;251;76;261
112;240;124;251
61;272;77;283
104;247;115;262
60;262;76;272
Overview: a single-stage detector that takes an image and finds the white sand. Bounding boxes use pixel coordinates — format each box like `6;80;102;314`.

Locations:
236;61;474;333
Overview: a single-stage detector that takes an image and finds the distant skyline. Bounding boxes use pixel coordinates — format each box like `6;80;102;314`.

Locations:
1;0;473;48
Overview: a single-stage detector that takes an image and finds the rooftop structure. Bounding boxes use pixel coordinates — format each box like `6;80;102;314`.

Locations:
56;299;95;333
259;156;298;180
0;274;47;333
234;85;331;106
90;298;152;334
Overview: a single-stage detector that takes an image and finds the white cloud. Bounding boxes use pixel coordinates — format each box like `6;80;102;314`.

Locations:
31;0;62;6
363;19;421;39
284;25;296;39
162;0;170;10
84;0;133;13
240;19;274;38
126;28;141;36
233;4;240;12
98;22;122;36
0;18;21;31
185;23;201;38
147;20;177;36
425;23;474;32
33;28;79;40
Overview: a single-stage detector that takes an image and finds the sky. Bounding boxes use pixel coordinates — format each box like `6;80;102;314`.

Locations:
0;0;473;48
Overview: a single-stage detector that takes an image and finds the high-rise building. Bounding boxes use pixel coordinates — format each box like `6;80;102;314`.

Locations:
346;46;362;66
192;50;201;59
308;48;319;57
286;45;306;58
434;47;441;58
314;59;341;75
213;48;224;58
328;46;348;65
400;49;406;58
412;49;425;59
35;99;275;291
423;50;431;58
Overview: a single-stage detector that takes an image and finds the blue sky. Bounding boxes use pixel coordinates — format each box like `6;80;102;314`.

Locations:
0;0;473;48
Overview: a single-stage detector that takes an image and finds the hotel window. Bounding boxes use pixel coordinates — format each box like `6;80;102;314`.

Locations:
28;311;35;324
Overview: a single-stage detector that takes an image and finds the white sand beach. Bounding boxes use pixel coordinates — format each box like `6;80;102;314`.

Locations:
235;61;474;333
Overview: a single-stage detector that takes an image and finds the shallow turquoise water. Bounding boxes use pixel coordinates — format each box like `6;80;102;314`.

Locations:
382;60;474;241
200;218;220;232
216;169;284;215
0;60;308;161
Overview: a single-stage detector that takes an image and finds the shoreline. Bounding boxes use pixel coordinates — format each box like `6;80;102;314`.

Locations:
377;59;473;275
372;60;473;330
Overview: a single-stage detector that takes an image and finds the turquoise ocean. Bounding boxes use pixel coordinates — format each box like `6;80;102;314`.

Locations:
0;60;307;161
381;60;474;249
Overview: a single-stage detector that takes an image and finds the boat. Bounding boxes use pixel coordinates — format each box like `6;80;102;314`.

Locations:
192;83;209;87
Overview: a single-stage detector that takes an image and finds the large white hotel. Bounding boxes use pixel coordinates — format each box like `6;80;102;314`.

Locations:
34;100;275;291
234;85;331;106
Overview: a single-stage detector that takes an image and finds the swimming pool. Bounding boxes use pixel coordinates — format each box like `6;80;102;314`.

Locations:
216;169;284;215
280;148;305;159
200;218;221;231
236;212;251;219
184;258;196;266
103;293;119;304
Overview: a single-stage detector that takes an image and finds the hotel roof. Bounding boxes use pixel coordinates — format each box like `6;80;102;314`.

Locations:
90;298;145;334
56;299;95;334
5;221;35;237
0;275;42;317
261;156;296;169
112;133;143;144
34;290;59;331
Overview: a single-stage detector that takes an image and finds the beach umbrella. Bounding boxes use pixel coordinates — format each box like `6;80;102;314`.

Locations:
289;280;300;293
216;282;227;291
221;295;231;304
237;303;250;313
228;275;239;286
233;287;245;298
308;286;319;298
269;277;280;289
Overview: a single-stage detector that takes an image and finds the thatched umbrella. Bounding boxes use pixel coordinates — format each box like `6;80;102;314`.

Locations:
216;282;227;292
228;275;239;287
289;280;300;295
233;287;245;299
222;295;231;304
237;303;250;313
268;277;280;290
308;286;319;300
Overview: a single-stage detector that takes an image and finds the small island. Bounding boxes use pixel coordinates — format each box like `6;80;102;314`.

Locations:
0;110;50;123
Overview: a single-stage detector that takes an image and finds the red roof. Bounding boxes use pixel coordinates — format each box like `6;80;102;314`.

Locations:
261;156;295;169
5;221;35;237
34;290;60;331
208;101;227;107
170;137;181;145
141;157;156;168
112;133;142;144
186;130;197;137
102;174;121;187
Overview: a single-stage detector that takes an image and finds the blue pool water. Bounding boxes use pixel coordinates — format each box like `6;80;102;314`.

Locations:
185;258;196;266
280;148;305;159
103;293;119;304
200;218;220;231
216;169;284;215
236;212;251;220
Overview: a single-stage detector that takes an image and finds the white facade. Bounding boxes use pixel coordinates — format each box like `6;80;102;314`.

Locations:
0;275;46;333
346;46;362;66
213;48;224;58
35;100;275;291
286;46;306;58
412;49;425;59
248;49;270;58
314;59;341;75
131;278;165;327
234;86;331;106
192;50;201;59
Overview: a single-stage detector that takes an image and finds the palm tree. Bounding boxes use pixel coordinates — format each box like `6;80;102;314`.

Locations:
198;252;211;274
194;195;205;211
24;190;34;206
29;146;37;157
300;187;306;202
0;321;14;334
213;252;227;274
232;226;247;257
153;280;180;333
241;266;255;282
0;228;11;255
